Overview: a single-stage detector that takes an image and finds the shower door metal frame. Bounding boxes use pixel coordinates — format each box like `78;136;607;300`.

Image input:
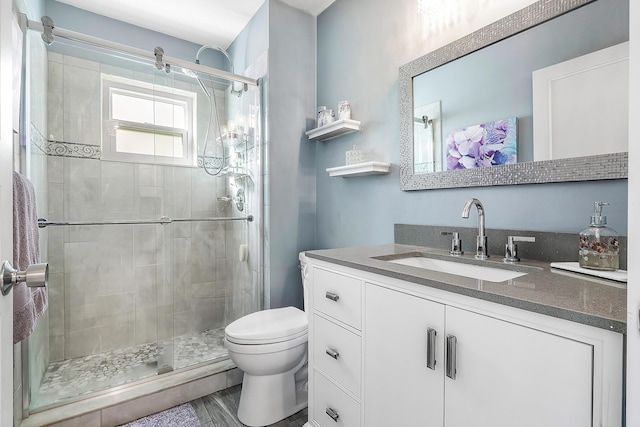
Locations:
23;16;259;88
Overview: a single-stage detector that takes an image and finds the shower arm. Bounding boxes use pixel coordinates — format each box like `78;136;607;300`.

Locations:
195;45;246;96
25;15;258;88
196;45;233;73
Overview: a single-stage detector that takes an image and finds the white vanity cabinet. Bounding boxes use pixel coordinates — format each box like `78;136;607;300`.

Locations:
306;259;623;427
364;283;446;426
309;266;363;427
365;283;593;427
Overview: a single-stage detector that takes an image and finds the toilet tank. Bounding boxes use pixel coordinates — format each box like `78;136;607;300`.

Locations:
299;251;310;317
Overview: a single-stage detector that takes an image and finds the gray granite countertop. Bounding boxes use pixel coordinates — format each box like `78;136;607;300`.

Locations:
305;244;626;334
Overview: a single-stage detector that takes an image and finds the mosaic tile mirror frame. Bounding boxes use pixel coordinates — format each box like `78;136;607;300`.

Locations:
399;0;629;190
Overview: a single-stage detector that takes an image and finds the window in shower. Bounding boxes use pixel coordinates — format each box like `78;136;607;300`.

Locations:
101;74;197;167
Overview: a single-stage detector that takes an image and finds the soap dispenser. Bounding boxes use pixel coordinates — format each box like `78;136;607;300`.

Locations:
578;201;619;271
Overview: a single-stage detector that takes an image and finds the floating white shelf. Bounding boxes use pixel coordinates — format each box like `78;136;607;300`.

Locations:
306;119;361;141
326;161;391;178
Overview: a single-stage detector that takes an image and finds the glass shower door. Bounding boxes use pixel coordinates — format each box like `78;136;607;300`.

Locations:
24;26;263;412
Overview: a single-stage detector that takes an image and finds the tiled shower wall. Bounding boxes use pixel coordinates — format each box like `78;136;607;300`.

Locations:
40;51;261;363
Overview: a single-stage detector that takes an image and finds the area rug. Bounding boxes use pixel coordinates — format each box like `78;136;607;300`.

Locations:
120;403;201;427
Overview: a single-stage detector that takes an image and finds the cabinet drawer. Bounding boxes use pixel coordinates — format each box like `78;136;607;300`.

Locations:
313;268;362;329
313;314;361;397
313;370;361;427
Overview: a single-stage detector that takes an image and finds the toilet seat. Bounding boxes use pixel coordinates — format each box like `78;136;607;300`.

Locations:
225;306;308;345
225;332;308;355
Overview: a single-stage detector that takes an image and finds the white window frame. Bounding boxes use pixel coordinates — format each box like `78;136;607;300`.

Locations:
101;74;198;167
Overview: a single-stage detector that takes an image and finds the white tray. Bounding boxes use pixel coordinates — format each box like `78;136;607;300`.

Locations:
550;262;627;282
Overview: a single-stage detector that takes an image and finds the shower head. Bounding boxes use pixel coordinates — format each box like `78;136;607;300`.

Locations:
181;67;211;99
182;68;199;78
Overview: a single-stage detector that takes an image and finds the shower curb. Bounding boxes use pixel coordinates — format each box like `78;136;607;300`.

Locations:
19;360;241;427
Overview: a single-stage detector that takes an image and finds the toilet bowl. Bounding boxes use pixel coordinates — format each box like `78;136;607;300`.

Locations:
224;252;310;427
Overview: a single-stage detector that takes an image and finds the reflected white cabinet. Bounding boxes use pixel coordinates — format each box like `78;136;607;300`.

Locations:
365;284;593;427
306;260;623;427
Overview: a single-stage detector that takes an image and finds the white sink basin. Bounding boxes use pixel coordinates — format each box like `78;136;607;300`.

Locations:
386;256;527;282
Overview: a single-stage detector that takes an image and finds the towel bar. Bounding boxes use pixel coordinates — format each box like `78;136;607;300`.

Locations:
37;215;253;228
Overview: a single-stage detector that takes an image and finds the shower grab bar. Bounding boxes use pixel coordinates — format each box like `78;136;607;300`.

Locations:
37;215;253;228
24;16;259;87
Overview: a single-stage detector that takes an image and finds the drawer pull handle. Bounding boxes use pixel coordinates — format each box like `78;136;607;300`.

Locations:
326;407;340;422
446;334;457;380
326;347;340;360
426;328;437;370
325;291;340;302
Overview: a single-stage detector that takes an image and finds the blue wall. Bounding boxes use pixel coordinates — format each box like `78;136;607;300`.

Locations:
228;1;268;76
315;0;628;251
231;0;317;310
263;0;316;309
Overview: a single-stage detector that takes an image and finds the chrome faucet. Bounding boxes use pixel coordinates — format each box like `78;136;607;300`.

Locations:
462;198;489;260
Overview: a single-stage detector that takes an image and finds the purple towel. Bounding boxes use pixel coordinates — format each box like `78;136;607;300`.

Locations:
13;171;48;344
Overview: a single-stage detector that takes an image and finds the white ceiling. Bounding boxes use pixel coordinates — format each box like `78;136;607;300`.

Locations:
55;0;335;49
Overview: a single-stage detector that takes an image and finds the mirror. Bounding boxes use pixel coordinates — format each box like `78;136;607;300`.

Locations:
399;0;629;190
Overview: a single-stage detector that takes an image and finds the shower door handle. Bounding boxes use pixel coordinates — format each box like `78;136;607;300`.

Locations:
1;261;49;296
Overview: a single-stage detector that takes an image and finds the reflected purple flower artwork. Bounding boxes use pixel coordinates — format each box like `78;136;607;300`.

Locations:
445;117;517;170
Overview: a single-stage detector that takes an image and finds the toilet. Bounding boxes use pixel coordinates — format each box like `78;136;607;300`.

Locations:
224;252;310;426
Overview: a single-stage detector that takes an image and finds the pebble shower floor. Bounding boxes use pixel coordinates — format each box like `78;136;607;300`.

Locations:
31;328;228;410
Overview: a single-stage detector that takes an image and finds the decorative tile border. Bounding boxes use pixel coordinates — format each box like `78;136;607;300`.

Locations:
31;123;226;168
29;123;47;154
30;124;101;159
398;0;629;190
46;140;101;159
198;155;224;169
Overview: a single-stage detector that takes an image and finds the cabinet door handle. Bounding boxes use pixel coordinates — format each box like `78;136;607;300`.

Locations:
426;328;437;370
326;347;340;360
325;291;340;302
326;407;340;422
446;335;457;380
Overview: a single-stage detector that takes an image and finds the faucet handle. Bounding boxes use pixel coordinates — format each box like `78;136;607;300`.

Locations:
504;235;536;263
441;231;463;256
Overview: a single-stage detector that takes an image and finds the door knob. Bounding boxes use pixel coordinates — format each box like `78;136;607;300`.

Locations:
1;261;48;296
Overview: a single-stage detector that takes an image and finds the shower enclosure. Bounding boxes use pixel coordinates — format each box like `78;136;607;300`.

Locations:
21;19;264;413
